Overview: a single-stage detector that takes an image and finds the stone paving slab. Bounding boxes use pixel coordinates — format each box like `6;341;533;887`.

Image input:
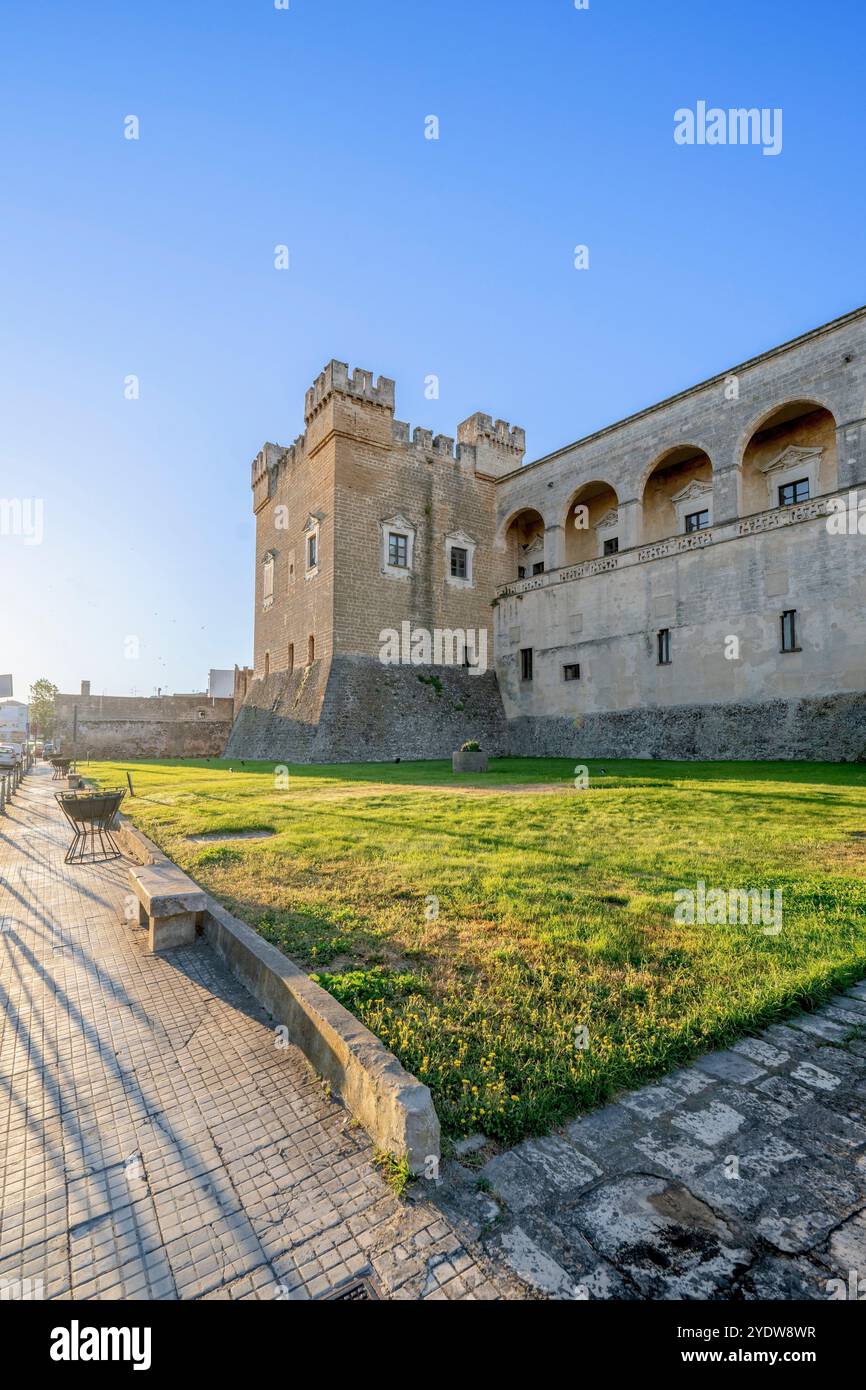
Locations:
0;766;523;1301
429;990;866;1300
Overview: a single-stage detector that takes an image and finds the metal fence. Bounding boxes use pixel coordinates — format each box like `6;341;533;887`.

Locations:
0;749;34;814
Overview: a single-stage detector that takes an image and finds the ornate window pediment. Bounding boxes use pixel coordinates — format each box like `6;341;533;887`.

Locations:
760;444;823;509
594;507;619;532
671;478;713;533
303;515;321;578
262;550;275;608
445;529;476;588
380;512;416;578
760;444;823;476
671;479;712;504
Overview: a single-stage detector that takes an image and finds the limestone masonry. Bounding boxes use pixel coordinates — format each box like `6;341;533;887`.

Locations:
55;681;234;759
228;306;866;762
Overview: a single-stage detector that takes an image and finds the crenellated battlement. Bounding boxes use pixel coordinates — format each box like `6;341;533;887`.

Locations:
457;412;526;477
390;420;467;462
251;437;303;511
304;360;396;424
458;412;526;455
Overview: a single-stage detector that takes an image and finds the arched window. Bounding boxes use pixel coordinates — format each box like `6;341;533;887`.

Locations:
641;447;713;544
563;482;619;565
264;651;270;678
739;401;837;517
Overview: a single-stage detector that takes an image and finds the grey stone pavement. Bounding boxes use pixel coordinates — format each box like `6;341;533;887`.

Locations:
0;765;524;1301
435;993;866;1301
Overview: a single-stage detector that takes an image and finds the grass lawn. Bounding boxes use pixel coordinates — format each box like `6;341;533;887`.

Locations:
84;755;866;1145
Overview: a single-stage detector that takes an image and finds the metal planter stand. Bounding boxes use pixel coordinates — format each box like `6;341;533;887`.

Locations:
54;789;127;865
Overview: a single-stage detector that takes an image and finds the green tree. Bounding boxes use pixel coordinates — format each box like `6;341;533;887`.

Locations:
29;677;59;739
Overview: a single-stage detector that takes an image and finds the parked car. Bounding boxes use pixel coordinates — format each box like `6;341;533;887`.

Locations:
42;740;54;757
0;744;21;770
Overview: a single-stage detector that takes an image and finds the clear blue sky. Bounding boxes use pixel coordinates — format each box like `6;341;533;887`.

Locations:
1;0;863;701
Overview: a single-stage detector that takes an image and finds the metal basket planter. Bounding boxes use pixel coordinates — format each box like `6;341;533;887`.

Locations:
55;788;126;865
51;758;75;781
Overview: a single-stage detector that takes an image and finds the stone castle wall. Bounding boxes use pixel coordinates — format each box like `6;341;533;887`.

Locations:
509;693;866;762
225;657;508;763
54;692;234;759
231;309;866;765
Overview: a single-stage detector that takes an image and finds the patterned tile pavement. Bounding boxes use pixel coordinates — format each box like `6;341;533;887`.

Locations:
0;766;523;1301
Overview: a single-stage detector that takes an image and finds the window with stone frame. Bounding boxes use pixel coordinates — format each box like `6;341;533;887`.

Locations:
388;532;409;568
450;546;468;579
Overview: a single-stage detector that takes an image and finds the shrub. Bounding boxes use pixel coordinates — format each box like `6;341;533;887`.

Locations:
461;740;480;752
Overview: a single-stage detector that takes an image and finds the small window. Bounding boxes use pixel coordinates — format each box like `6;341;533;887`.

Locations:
388;532;408;568
517;566;526;580
308;635;315;665
288;643;294;674
450;546;468;579
779;478;809;507
657;629;671;665
781;610;799;652
603;537;619;556
264;651;270;677
307;532;318;570
262;553;275;605
198;709;207;720
520;648;533;681
684;510;710;533
532;561;545;576
563;663;581;681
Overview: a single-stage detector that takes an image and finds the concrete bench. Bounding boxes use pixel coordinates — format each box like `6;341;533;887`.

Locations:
128;862;207;952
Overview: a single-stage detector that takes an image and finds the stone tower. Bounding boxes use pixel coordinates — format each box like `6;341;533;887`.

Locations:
226;361;524;761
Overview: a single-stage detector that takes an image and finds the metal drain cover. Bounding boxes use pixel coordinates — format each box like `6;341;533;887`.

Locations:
321;1277;379;1301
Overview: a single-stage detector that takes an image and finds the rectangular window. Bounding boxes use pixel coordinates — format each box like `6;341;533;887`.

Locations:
450;546;467;579
685;510;710;532
657;629;671;665
288;643;294;674
520;648;533;681
307;533;318;570
532;561;545;575
563;663;581;681
517;566;526;579
779;478;809;507
603;537;619;556
388;532;408;568
781;610;799;652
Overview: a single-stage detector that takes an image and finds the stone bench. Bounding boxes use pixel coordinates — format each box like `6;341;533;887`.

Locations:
128;862;207;952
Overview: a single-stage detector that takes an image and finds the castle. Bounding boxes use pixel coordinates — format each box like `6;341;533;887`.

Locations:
226;306;866;763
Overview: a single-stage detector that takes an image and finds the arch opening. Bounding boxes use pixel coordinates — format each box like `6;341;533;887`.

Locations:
498;507;545;586
740;401;837;517
641;446;713;544
563;481;620;565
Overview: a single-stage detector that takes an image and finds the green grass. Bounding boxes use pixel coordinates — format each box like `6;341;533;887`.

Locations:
84;754;866;1143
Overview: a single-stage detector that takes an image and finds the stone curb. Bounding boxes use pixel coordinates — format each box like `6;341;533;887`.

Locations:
115;818;440;1174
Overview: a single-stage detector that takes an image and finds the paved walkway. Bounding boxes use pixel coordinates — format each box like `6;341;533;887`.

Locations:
0;766;521;1301
436;989;866;1300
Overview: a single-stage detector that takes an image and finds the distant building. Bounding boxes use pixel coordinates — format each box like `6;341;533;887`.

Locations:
208;669;235;699
54;678;236;759
0;700;28;747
